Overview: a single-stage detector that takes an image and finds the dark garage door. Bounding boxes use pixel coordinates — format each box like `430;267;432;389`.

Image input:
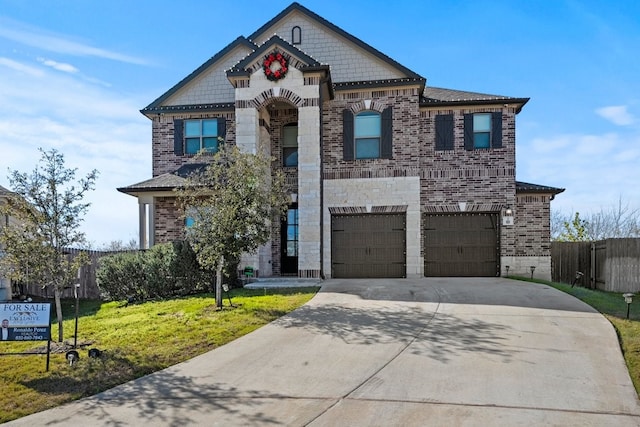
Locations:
332;214;406;278
424;213;498;277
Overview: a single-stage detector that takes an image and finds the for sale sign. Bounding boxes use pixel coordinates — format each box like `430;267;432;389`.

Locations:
1;302;51;341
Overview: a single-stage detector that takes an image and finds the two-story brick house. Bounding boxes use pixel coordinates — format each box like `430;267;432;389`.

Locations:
118;2;563;280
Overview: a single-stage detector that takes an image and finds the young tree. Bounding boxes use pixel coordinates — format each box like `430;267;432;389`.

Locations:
557;212;590;242
177;145;289;308
0;149;98;341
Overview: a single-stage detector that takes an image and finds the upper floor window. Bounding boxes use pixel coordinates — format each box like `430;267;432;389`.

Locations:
292;26;302;45
185;119;221;154
355;111;381;159
472;113;491;149
342;107;393;160
463;112;503;150
173;117;226;156
282;124;298;167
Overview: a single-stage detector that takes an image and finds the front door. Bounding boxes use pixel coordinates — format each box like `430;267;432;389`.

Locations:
281;204;298;275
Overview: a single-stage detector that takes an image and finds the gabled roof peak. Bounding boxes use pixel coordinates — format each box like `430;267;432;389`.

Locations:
227;33;323;77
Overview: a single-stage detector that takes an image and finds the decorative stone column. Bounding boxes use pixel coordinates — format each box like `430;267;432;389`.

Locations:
297;105;321;278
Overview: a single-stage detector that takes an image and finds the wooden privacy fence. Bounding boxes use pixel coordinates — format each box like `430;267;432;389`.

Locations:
551;238;640;292
17;249;122;300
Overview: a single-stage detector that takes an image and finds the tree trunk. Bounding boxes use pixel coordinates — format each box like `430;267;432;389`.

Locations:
54;287;64;342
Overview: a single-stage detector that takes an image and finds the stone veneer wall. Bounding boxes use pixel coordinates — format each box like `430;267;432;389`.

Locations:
323;177;422;278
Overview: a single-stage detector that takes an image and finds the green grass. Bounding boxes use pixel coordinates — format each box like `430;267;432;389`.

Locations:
511;276;640;394
0;287;319;423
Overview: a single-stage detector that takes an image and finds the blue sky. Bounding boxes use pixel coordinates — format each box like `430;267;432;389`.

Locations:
0;0;638;246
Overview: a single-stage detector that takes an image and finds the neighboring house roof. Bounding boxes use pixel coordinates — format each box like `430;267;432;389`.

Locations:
117;164;208;194
0;185;13;197
421;87;529;112
516;181;565;196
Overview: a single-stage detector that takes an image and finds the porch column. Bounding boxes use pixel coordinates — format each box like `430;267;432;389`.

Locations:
138;197;156;249
297;105;321;278
138;203;147;249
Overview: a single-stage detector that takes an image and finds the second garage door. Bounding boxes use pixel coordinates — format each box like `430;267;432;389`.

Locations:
424;213;499;277
331;214;406;278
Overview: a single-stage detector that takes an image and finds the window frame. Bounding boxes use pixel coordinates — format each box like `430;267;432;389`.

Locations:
463;112;503;151
184;119;221;155
472;113;492;149
282;123;298;167
354;110;382;159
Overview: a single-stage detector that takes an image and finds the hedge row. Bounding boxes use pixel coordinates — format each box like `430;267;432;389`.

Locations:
96;241;210;302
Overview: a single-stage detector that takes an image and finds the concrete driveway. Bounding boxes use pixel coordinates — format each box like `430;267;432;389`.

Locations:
7;278;640;426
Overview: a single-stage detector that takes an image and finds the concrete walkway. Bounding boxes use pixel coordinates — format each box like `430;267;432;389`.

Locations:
7;278;640;426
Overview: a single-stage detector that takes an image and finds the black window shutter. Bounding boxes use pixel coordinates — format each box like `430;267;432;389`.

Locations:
435;114;454;150
381;107;393;159
343;109;354;161
463;114;473;151
217;117;226;142
491;112;503;148
174;119;184;156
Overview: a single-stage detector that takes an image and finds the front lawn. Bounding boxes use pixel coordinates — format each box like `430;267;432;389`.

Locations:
0;287;319;423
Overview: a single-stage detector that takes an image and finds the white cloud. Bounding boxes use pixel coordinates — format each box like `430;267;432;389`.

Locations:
596;105;635;126
517;130;640;217
0;16;150;65
0;53;151;247
37;57;78;73
0;56;43;76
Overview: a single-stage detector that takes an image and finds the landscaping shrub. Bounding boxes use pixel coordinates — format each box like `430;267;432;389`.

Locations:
96;250;147;301
96;241;207;301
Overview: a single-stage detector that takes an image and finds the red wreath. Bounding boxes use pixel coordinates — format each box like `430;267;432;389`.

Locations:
263;51;289;81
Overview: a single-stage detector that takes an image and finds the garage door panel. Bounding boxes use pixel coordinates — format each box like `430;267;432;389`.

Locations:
424;213;498;277
332;214;406;278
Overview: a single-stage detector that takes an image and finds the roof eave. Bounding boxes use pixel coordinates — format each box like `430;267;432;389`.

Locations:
421;97;530;112
335;78;426;91
141;102;235;116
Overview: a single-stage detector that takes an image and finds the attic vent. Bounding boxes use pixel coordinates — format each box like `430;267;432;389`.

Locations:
292;26;301;45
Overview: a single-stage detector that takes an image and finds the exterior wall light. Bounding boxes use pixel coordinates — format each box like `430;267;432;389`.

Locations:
503;207;514;226
623;293;634;319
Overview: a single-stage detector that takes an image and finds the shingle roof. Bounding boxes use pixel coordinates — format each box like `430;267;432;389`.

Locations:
117;164;208;195
516;181;565;195
421;87;529;112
